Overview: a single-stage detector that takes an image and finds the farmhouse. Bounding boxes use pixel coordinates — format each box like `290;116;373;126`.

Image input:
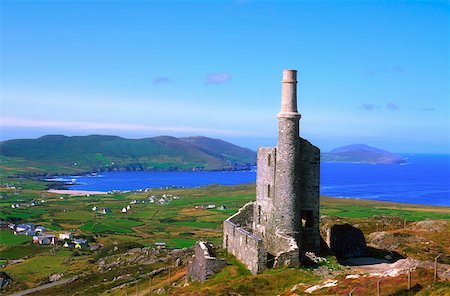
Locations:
59;232;73;240
101;208;112;214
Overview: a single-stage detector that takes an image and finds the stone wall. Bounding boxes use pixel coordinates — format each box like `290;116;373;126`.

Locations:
224;215;266;274
298;137;321;253
187;242;226;282
272;232;300;268
227;201;254;231
253;147;276;247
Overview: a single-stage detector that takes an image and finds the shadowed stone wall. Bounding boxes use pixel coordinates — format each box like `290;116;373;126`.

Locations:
188;242;226;282
298;138;321;252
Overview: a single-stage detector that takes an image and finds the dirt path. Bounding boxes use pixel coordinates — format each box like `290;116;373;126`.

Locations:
132;225;150;238
7;276;78;296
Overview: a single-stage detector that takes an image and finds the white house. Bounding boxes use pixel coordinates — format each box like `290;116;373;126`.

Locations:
35;226;46;233
101;208;112;214
121;207;127;213
15;223;34;233
59;232;73;240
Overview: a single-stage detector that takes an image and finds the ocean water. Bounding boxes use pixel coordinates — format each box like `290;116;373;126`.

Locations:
320;154;450;206
53;154;450;206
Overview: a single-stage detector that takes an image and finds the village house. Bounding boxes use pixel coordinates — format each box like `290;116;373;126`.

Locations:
33;234;57;245
14;223;35;235
59;232;73;240
73;238;88;249
101;208;112;214
35;226;46;233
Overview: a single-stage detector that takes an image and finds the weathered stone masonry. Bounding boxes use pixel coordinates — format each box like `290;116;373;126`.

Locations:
187;241;227;282
223;69;321;274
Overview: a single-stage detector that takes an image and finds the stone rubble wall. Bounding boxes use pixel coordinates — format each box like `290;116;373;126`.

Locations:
272;232;300;268
227;201;254;231
188;242;226;282
224;207;266;274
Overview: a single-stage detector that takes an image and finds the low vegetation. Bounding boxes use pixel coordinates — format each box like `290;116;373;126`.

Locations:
0;178;449;295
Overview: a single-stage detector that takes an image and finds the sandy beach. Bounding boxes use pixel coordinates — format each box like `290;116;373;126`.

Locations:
47;189;108;196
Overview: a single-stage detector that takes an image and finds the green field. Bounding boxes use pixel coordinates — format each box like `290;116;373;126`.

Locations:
0;230;30;246
0;178;449;294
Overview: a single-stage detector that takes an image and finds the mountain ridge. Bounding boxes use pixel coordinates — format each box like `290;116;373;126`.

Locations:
0;135;256;175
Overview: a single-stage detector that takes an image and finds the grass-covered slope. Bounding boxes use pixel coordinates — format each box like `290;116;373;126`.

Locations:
0;135;256;175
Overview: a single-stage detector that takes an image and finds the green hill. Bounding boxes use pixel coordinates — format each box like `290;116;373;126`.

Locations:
0;135;256;175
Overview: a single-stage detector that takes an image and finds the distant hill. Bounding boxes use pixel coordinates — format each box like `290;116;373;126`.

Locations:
322;144;406;164
0;135;256;175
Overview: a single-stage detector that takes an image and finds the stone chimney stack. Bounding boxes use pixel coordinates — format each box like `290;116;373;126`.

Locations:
275;69;301;239
278;69;301;120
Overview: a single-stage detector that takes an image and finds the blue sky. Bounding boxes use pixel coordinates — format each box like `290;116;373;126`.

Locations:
1;1;449;153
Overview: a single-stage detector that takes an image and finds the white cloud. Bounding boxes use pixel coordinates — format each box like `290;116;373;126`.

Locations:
0;116;247;136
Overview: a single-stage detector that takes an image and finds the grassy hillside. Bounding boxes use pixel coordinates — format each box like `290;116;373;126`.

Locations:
1;181;449;295
0;135;256;175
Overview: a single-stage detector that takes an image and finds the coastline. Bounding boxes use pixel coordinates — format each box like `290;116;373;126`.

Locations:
47;189;108;196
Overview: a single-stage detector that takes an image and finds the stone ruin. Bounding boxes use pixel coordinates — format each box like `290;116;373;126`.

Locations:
187;241;226;282
223;69;321;274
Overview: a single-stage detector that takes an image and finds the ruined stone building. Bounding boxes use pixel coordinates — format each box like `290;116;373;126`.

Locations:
223;69;320;274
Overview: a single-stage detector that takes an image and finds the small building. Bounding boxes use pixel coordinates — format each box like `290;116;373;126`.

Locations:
73;238;88;249
15;223;34;233
59;232;73;240
206;204;216;209
154;242;166;249
218;205;228;210
34;234;57;245
121;207;127;213
101;208;112;214
126;205;131;210
92;206;98;211
35;226;46;233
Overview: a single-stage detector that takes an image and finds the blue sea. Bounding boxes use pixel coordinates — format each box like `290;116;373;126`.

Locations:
52;154;450;206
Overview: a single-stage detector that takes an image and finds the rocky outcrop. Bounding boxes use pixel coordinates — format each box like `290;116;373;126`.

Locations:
367;231;426;251
0;272;12;290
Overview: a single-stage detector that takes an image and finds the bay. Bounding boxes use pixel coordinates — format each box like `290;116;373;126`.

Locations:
52;154;450;206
